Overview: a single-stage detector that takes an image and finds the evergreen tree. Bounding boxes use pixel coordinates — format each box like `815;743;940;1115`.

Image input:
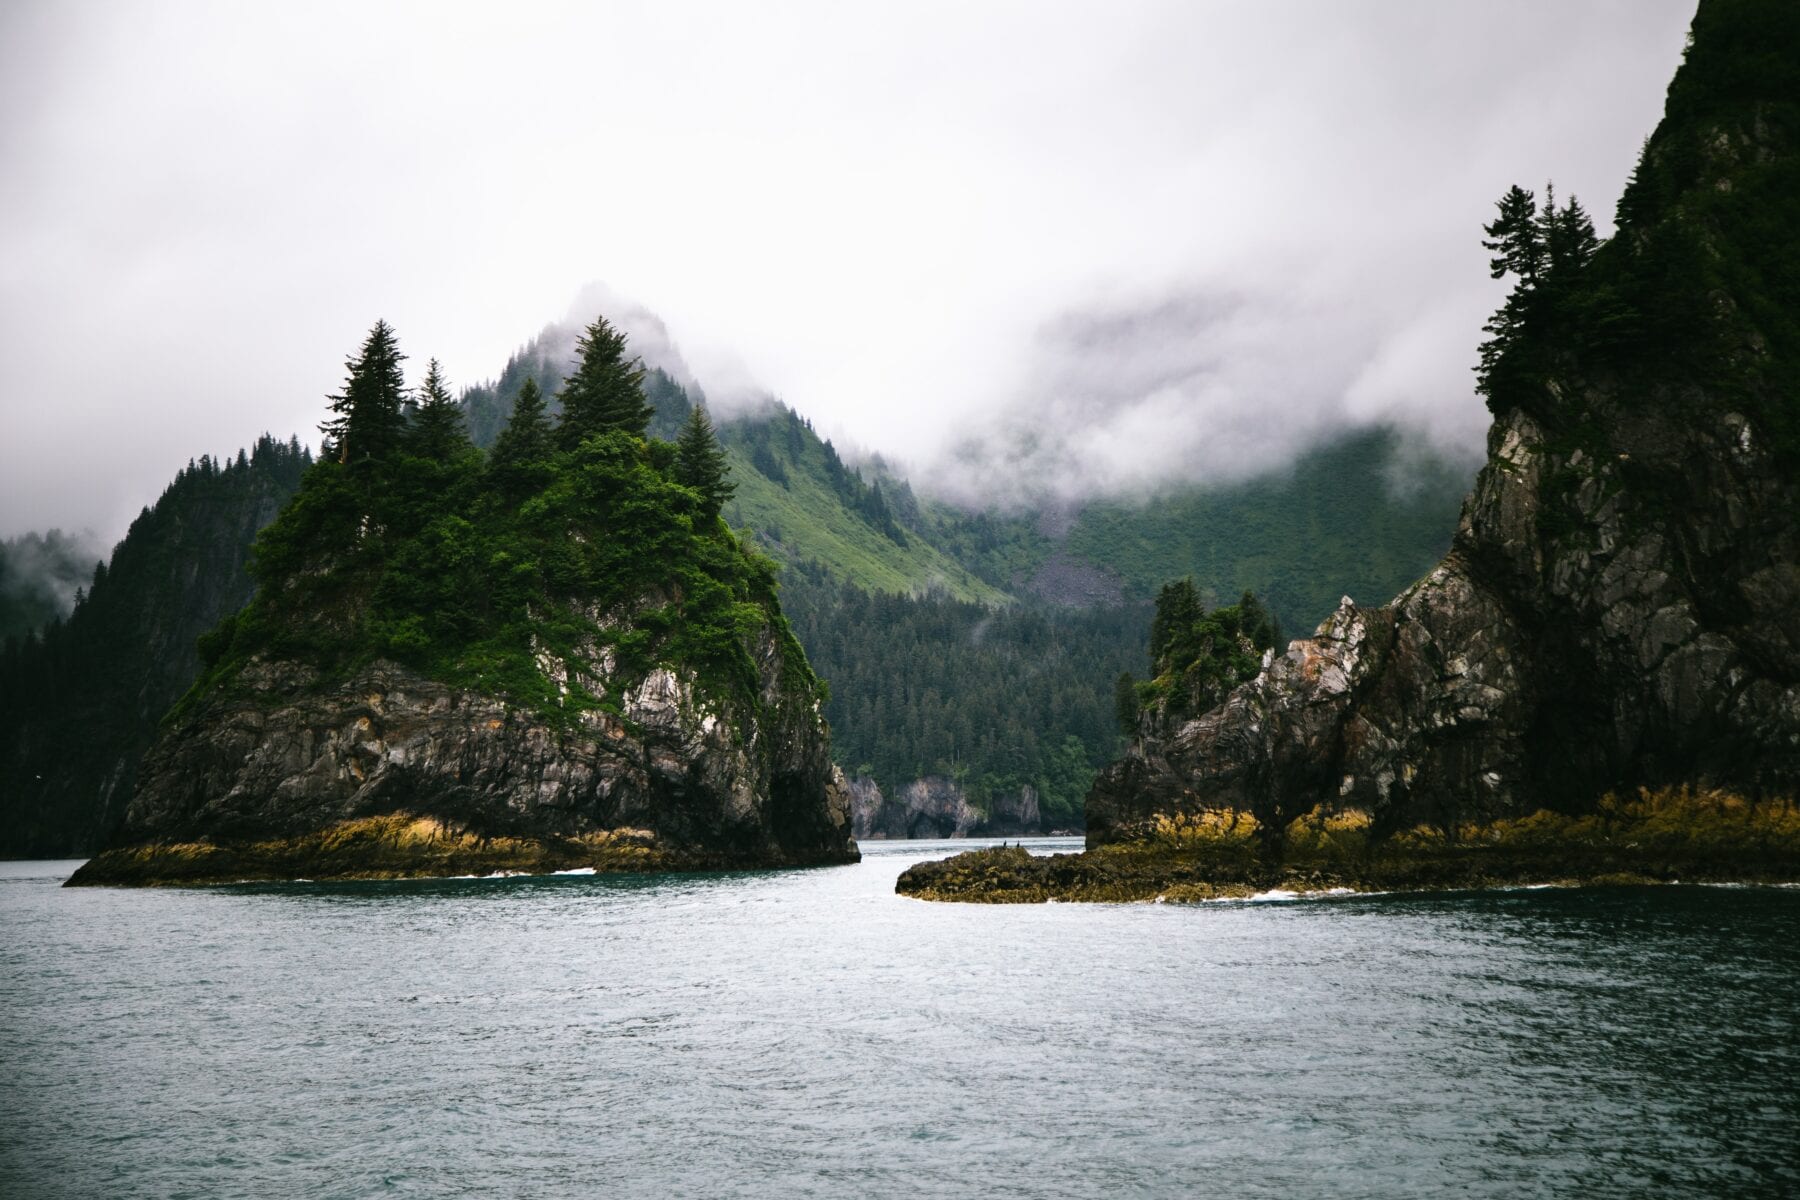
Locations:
1482;185;1543;283
488;377;554;491
1541;189;1599;279
1149;578;1204;669
556;317;651;448
322;320;407;466
1477;181;1605;405
674;405;735;521
407;358;471;462
1114;670;1140;736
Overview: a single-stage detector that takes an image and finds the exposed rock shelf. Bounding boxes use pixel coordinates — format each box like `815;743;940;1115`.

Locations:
70;648;858;885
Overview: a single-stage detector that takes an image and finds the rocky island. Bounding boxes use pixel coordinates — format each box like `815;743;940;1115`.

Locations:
69;320;857;885
901;0;1800;903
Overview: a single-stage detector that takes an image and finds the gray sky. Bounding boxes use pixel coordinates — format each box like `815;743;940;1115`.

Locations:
2;0;1695;539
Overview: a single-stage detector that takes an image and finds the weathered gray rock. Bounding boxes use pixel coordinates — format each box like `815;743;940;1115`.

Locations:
1089;395;1800;846
849;774;1043;839
76;612;858;880
1087;8;1800;845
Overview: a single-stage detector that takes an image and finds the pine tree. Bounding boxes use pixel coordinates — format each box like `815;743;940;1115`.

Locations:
488;377;554;492
407;358;471;462
556;317;651;448
1114;670;1140;736
674;405;735;521
322;320;408;466
1149;579;1203;670
1482;185;1543;283
1477;181;1604;404
1542;191;1599;279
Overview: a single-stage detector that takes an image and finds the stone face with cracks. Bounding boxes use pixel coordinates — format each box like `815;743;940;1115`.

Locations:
1088;397;1800;847
81;610;858;878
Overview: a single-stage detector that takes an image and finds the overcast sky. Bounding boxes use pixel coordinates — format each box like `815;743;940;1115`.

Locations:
2;0;1695;540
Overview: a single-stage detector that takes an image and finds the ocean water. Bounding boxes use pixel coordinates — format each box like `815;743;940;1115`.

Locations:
2;841;1796;1199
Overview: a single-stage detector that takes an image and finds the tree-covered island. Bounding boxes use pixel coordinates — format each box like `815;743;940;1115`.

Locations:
68;318;858;885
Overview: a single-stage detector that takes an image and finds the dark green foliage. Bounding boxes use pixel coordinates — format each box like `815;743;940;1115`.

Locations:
782;573;1143;829
642;368;697;441
0;436;313;854
749;441;789;485
1061;427;1469;636
817;436;907;545
487;376;554;498
0;530;101;642
1482;184;1544;282
674;405;735;521
189;324;813;731
1139;583;1278;721
555;317;652;448
406;358;472;462
322;320;407;466
1476;184;1602;410
1478;0;1800;465
1114;671;1140;736
460;325;573;447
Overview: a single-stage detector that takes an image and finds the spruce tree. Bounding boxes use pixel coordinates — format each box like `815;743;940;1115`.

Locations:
322;320;407;466
407;358;471;462
556;317;651;448
674;405;735;521
1542;190;1599;278
1149;579;1203;670
1114;670;1140;736
488;377;554;492
1482;185;1543;283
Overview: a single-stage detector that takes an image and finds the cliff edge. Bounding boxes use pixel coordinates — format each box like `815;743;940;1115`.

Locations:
902;0;1800;901
1090;0;1799;845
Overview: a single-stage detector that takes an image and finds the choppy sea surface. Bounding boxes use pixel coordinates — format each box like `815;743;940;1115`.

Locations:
2;840;1797;1199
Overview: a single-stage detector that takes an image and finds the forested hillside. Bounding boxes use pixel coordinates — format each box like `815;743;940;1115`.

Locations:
0;438;312;854
441;325;1473;832
0;530;103;643
1064;429;1471;629
2;312;1471;854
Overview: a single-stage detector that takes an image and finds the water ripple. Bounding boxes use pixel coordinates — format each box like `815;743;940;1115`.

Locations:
2;850;1797;1198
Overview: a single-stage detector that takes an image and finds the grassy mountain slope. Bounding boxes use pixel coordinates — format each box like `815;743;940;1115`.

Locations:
720;410;1009;605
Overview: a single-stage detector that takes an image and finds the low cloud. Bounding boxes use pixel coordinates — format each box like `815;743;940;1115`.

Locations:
0;1;1694;538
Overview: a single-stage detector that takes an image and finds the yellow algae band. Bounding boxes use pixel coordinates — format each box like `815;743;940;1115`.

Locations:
65;813;851;887
896;788;1800;904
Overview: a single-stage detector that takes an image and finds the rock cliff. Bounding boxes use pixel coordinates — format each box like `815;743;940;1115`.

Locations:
1088;0;1800;847
849;774;1044;839
70;607;857;884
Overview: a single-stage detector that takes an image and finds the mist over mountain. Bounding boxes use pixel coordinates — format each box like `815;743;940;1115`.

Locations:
0;3;1696;542
0;529;103;641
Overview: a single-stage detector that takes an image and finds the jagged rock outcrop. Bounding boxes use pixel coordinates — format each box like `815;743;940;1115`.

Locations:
70;617;857;883
849;774;1043;839
1089;0;1800;846
1093;394;1800;847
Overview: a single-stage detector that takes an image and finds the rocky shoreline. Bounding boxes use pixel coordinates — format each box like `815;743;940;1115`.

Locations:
70;648;860;887
67;813;860;887
897;790;1800;903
